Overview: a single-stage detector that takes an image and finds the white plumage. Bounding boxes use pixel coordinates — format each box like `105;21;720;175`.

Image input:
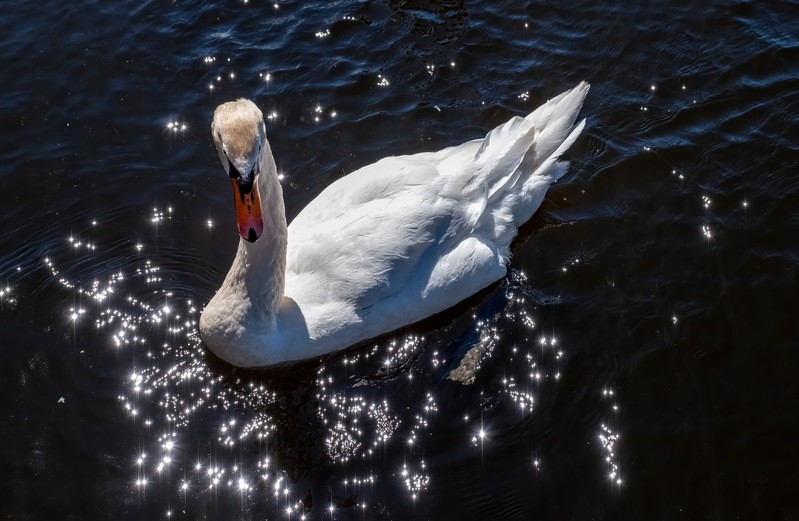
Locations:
200;82;589;367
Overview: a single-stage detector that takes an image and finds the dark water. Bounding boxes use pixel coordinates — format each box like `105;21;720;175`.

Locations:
2;0;798;519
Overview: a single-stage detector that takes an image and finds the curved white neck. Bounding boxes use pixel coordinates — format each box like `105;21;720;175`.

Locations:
220;140;287;327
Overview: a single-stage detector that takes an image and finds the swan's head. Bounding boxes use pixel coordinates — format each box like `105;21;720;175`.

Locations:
211;99;267;243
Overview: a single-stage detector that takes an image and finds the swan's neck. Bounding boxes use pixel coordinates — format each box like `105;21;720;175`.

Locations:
223;142;287;327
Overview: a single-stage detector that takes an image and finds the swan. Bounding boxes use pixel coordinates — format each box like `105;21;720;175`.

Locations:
199;82;589;367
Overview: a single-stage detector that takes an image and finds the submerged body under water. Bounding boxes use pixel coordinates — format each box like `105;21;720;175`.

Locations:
1;1;797;519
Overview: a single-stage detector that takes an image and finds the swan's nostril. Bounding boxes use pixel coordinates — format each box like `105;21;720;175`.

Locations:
238;177;255;195
232;169;256;195
247;228;258;243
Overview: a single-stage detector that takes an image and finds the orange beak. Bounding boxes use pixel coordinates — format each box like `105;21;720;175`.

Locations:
231;177;264;242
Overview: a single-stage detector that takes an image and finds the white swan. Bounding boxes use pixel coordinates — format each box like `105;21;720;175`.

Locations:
199;82;589;367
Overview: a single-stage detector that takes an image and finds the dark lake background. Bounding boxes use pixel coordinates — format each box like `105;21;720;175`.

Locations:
1;0;798;519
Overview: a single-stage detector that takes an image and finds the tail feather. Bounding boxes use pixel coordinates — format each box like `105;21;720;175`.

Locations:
525;81;589;133
483;120;538;204
526;116;586;184
469;81;588;190
474;116;528;159
465;82;589;232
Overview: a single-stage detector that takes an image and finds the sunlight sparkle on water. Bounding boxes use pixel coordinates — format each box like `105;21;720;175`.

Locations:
165;121;187;133
600;387;624;487
41;209;594;514
69;307;86;322
400;461;430;499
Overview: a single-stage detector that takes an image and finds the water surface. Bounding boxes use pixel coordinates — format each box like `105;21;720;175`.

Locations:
1;1;797;519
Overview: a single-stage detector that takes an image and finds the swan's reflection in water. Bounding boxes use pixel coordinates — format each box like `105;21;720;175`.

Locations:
40;208;622;516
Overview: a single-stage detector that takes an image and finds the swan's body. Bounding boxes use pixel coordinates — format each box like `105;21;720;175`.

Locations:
200;82;589;367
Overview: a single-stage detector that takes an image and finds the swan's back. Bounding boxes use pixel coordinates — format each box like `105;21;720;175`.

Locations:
284;82;589;347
